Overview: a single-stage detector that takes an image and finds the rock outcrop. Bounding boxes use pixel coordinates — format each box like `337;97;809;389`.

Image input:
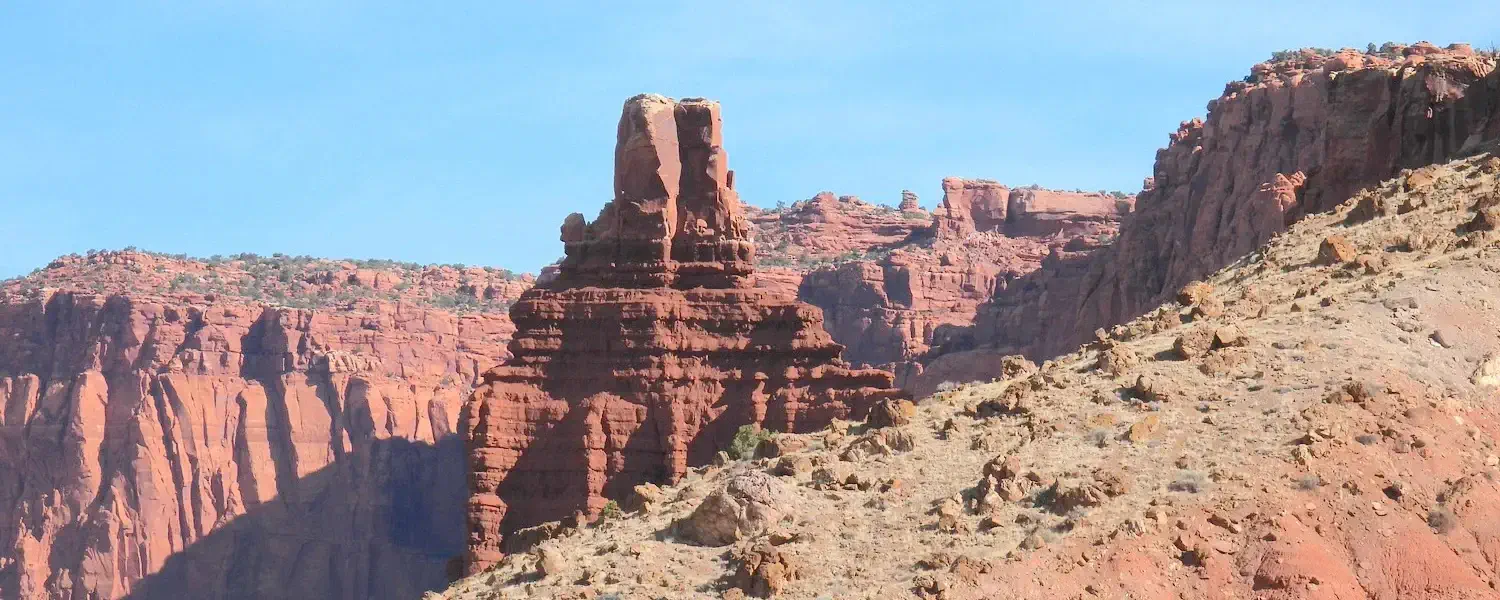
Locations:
956;44;1500;364
800;181;1131;371
460;95;901;573
934;178;1010;238
0;288;515;599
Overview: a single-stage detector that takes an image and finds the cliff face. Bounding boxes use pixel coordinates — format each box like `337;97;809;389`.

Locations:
460;95;902;573
0;258;520;599
797;181;1130;371
962;43;1500;362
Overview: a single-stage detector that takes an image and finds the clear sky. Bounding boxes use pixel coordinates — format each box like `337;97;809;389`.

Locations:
3;2;1497;278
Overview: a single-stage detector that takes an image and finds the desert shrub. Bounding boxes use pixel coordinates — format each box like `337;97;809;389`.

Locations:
600;500;622;520
1168;470;1208;493
727;424;774;460
1428;507;1457;534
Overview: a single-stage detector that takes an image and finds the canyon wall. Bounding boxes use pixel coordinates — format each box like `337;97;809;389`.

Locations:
0;261;518;599
954;43;1500;364
795;181;1130;370
460;95;902;573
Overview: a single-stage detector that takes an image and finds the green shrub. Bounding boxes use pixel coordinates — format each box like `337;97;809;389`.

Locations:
600;500;622;520
727;424;773;460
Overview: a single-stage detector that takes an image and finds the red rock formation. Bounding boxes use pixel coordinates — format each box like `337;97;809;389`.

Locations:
745;193;928;269
798;179;1131;371
0;287;514;599
934;178;1009;238
1006;187;1134;237
898;190;923;213
460;95;901;573
954;44;1500;363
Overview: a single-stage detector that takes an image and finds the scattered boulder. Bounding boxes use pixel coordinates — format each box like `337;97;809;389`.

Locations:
841;427;916;461
1464;196;1500;234
1096;342;1141;376
1317;235;1358;265
501;521;574;554
811;462;858;490
625;482;666;513
1047;469;1130;514
1354;253;1385;274
867;398;917;428
756;435;808;459
679;472;796;546
733;541;800;598
1474;353;1500;387
1174;328;1217;359
535;546;567;579
1199;348;1249;377
977;454;1045;504
1000;355;1040;380
773;454;815;480
1127;415;1163;443
1211;325;1247;349
1130;375;1172;403
1177;281;1215;306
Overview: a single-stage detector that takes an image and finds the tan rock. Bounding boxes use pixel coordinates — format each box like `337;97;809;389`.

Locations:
1317;235;1358;265
679;472;796;546
733;541;800;597
867;398;917;428
1127;415;1163;442
1174;328;1217;359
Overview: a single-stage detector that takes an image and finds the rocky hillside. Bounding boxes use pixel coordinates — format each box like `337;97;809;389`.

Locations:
436;135;1500;600
946;42;1500;372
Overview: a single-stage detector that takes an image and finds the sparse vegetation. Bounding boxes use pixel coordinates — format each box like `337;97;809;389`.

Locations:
1168;470;1208;493
4;247;525;314
600;500;623;520
1427;507;1457;534
727;424;774;460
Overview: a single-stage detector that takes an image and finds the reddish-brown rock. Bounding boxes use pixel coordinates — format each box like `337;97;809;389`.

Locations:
953;45;1500;364
745;193;927;271
934;178;1009;238
790;181;1131;371
898;190;923;213
460;95;901;573
0;288;516;599
1005;187;1134;237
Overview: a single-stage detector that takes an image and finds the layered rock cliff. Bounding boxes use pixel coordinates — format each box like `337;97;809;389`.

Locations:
798;181;1130;371
460;95;902;573
956;43;1500;365
0;256;522;599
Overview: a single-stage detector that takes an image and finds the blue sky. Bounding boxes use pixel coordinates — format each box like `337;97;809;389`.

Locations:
3;2;1497;278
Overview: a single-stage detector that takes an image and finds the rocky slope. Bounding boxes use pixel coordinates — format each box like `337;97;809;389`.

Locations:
951;43;1500;370
0;254;526;599
436;134;1500;600
461;94;903;574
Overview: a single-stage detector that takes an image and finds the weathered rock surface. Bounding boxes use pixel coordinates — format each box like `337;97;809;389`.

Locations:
435;128;1500;600
0;286;515;599
797;181;1131;372
460;95;901;573
952;44;1500;366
